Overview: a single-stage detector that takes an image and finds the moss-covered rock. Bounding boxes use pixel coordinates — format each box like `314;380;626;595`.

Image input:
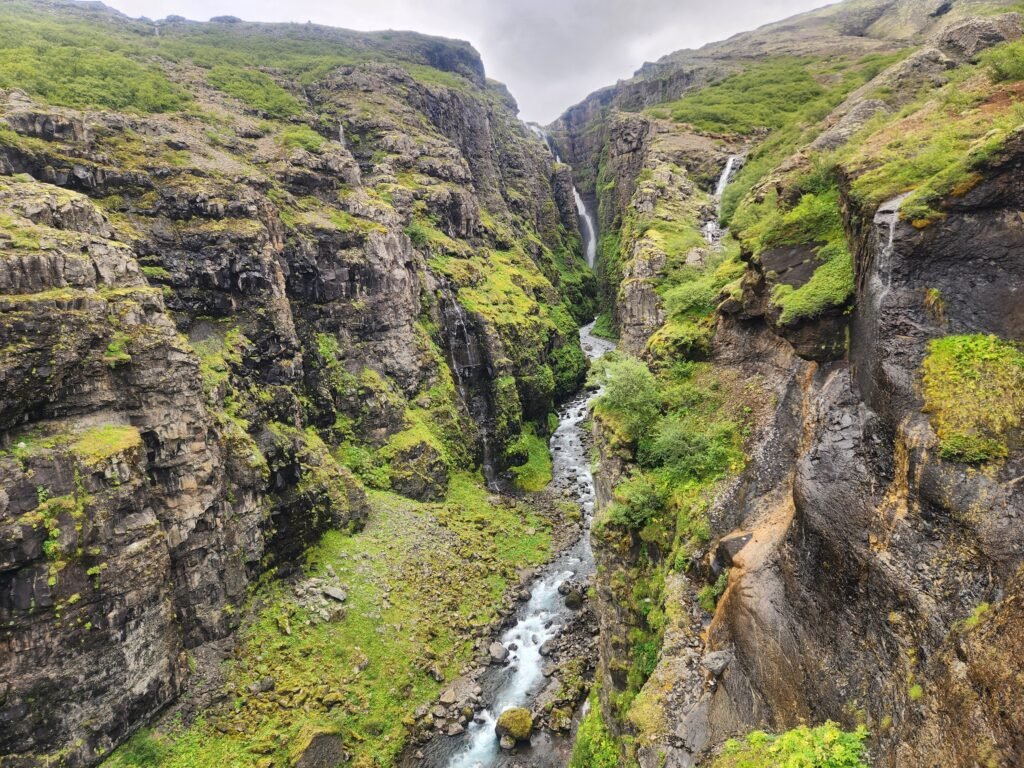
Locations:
495;707;533;742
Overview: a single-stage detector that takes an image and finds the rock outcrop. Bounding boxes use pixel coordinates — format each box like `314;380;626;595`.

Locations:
556;1;1024;766
0;2;593;765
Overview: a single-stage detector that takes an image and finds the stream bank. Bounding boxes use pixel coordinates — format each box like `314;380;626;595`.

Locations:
404;322;615;768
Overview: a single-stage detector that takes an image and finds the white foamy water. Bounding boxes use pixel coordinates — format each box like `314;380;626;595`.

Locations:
442;321;614;768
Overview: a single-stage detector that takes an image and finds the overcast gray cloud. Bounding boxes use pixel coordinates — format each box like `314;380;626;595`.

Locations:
100;0;828;123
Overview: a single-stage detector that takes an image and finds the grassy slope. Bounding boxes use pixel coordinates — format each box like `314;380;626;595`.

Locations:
107;477;553;767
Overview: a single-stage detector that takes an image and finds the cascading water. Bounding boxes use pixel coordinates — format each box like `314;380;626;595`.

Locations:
703;154;744;246
440;285;499;490
573;188;598;268
417;321;615;768
528;123;598;270
871;192;911;312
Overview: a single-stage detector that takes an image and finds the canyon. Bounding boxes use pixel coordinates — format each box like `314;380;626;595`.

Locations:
1;0;1023;767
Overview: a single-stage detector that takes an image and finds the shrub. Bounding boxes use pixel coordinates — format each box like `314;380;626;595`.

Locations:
595;356;662;443
568;697;622;768
712;722;870;768
608;472;666;530
981;38;1024;82
637;413;740;482
921;334;1024;463
206;65;302;117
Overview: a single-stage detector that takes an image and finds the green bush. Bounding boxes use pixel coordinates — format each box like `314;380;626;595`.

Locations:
712;722;870;768
981;38;1024;82
638;413;740;482
568;697;623;768
594;356;662;443
206;65;302;117
608;472;666;530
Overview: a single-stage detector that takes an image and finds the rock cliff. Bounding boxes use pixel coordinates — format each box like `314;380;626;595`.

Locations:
553;1;1024;766
0;2;593;765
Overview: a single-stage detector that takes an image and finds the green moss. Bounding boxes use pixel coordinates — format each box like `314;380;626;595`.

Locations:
921;334;1024;463
509;424;553;492
908;683;924;701
495;708;533;741
963;602;992;630
771;241;854;325
140;265;171;281
403;63;474;92
206;64;302;118
712;722;870;768
697;571;729;613
103;333;132;367
70;425;142;465
278;125;326;153
591;311;619;340
0;213;42;250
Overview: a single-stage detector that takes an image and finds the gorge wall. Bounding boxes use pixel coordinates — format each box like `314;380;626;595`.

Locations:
550;0;1024;766
0;2;595;765
2;0;1024;766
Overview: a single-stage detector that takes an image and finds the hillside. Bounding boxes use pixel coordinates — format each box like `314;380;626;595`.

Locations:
549;0;1024;766
1;0;1023;767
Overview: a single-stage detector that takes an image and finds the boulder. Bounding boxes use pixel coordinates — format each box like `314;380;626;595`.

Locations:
488;642;509;663
495;707;533;742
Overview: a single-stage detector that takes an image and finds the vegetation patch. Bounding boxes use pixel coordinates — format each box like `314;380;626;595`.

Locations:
0;3;190;112
206;65;303;118
568;692;628;768
107;479;552;767
712;722;870;768
509;424;553;492
278;125;327;153
921;334;1024;463
70;425;142;465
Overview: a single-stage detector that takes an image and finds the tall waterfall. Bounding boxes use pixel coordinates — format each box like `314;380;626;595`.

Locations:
573;188;598;268
527;123;598;270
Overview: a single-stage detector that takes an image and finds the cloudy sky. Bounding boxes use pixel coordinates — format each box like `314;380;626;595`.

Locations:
101;0;829;122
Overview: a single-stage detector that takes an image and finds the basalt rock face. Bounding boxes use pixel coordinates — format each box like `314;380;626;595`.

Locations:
566;1;1024;766
0;2;592;765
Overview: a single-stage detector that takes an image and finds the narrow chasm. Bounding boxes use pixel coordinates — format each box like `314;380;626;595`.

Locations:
3;1;1024;768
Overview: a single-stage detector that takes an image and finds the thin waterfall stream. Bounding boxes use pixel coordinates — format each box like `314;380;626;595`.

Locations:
528;123;598;269
703;154;743;246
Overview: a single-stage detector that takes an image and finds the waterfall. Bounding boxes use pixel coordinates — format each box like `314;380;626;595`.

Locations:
704;154;744;246
871;193;911;312
574;188;598;268
527;122;598;270
338;122;346;149
440;285;498;490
